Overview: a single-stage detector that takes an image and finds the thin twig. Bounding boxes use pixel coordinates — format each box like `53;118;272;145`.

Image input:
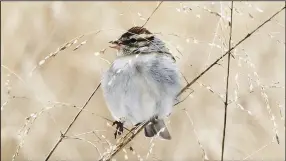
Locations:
174;88;193;106
64;136;103;158
70;130;107;138
177;5;285;97
184;109;209;160
30;30;102;75
141;1;163;28
204;2;224;67
1;96;28;111
1;65;26;84
221;2;234;161
99;121;149;161
242;139;274;160
44;83;101;161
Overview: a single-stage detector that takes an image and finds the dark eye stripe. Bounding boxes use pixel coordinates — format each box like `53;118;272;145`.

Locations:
122;38;136;44
121;36;154;45
136;36;154;41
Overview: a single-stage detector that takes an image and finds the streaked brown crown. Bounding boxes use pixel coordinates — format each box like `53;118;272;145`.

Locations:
120;26;152;39
110;26;175;60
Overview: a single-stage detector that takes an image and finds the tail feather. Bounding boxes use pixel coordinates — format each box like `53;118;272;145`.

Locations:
144;119;171;140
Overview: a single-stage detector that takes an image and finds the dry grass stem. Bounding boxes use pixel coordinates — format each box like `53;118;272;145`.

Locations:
221;2;234;160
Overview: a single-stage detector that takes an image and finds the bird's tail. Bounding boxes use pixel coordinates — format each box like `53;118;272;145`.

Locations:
144;119;171;140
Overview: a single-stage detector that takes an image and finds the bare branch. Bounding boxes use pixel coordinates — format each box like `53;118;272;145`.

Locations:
221;2;234;161
44;83;101;161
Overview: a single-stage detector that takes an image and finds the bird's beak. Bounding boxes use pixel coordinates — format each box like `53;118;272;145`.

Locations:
109;40;122;50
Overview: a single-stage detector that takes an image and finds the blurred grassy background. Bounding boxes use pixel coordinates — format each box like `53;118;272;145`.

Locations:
1;1;285;160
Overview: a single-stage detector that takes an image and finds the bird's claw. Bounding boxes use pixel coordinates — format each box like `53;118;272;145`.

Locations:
112;121;124;139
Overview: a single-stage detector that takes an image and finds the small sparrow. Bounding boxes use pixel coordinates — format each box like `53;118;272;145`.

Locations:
101;26;181;140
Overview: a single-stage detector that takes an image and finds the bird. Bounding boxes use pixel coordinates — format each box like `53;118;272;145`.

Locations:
101;26;181;140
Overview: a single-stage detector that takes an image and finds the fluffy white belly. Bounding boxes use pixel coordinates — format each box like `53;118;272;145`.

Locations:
101;54;180;125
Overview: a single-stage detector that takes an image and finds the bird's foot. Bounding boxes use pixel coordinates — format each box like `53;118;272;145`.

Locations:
112;121;124;139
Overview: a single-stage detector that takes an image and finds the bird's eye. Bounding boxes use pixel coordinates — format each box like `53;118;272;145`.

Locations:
129;38;136;43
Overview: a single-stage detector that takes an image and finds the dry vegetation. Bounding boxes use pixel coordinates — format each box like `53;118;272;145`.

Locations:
1;1;285;161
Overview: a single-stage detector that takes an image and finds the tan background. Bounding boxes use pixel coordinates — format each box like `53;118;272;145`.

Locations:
1;1;285;161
